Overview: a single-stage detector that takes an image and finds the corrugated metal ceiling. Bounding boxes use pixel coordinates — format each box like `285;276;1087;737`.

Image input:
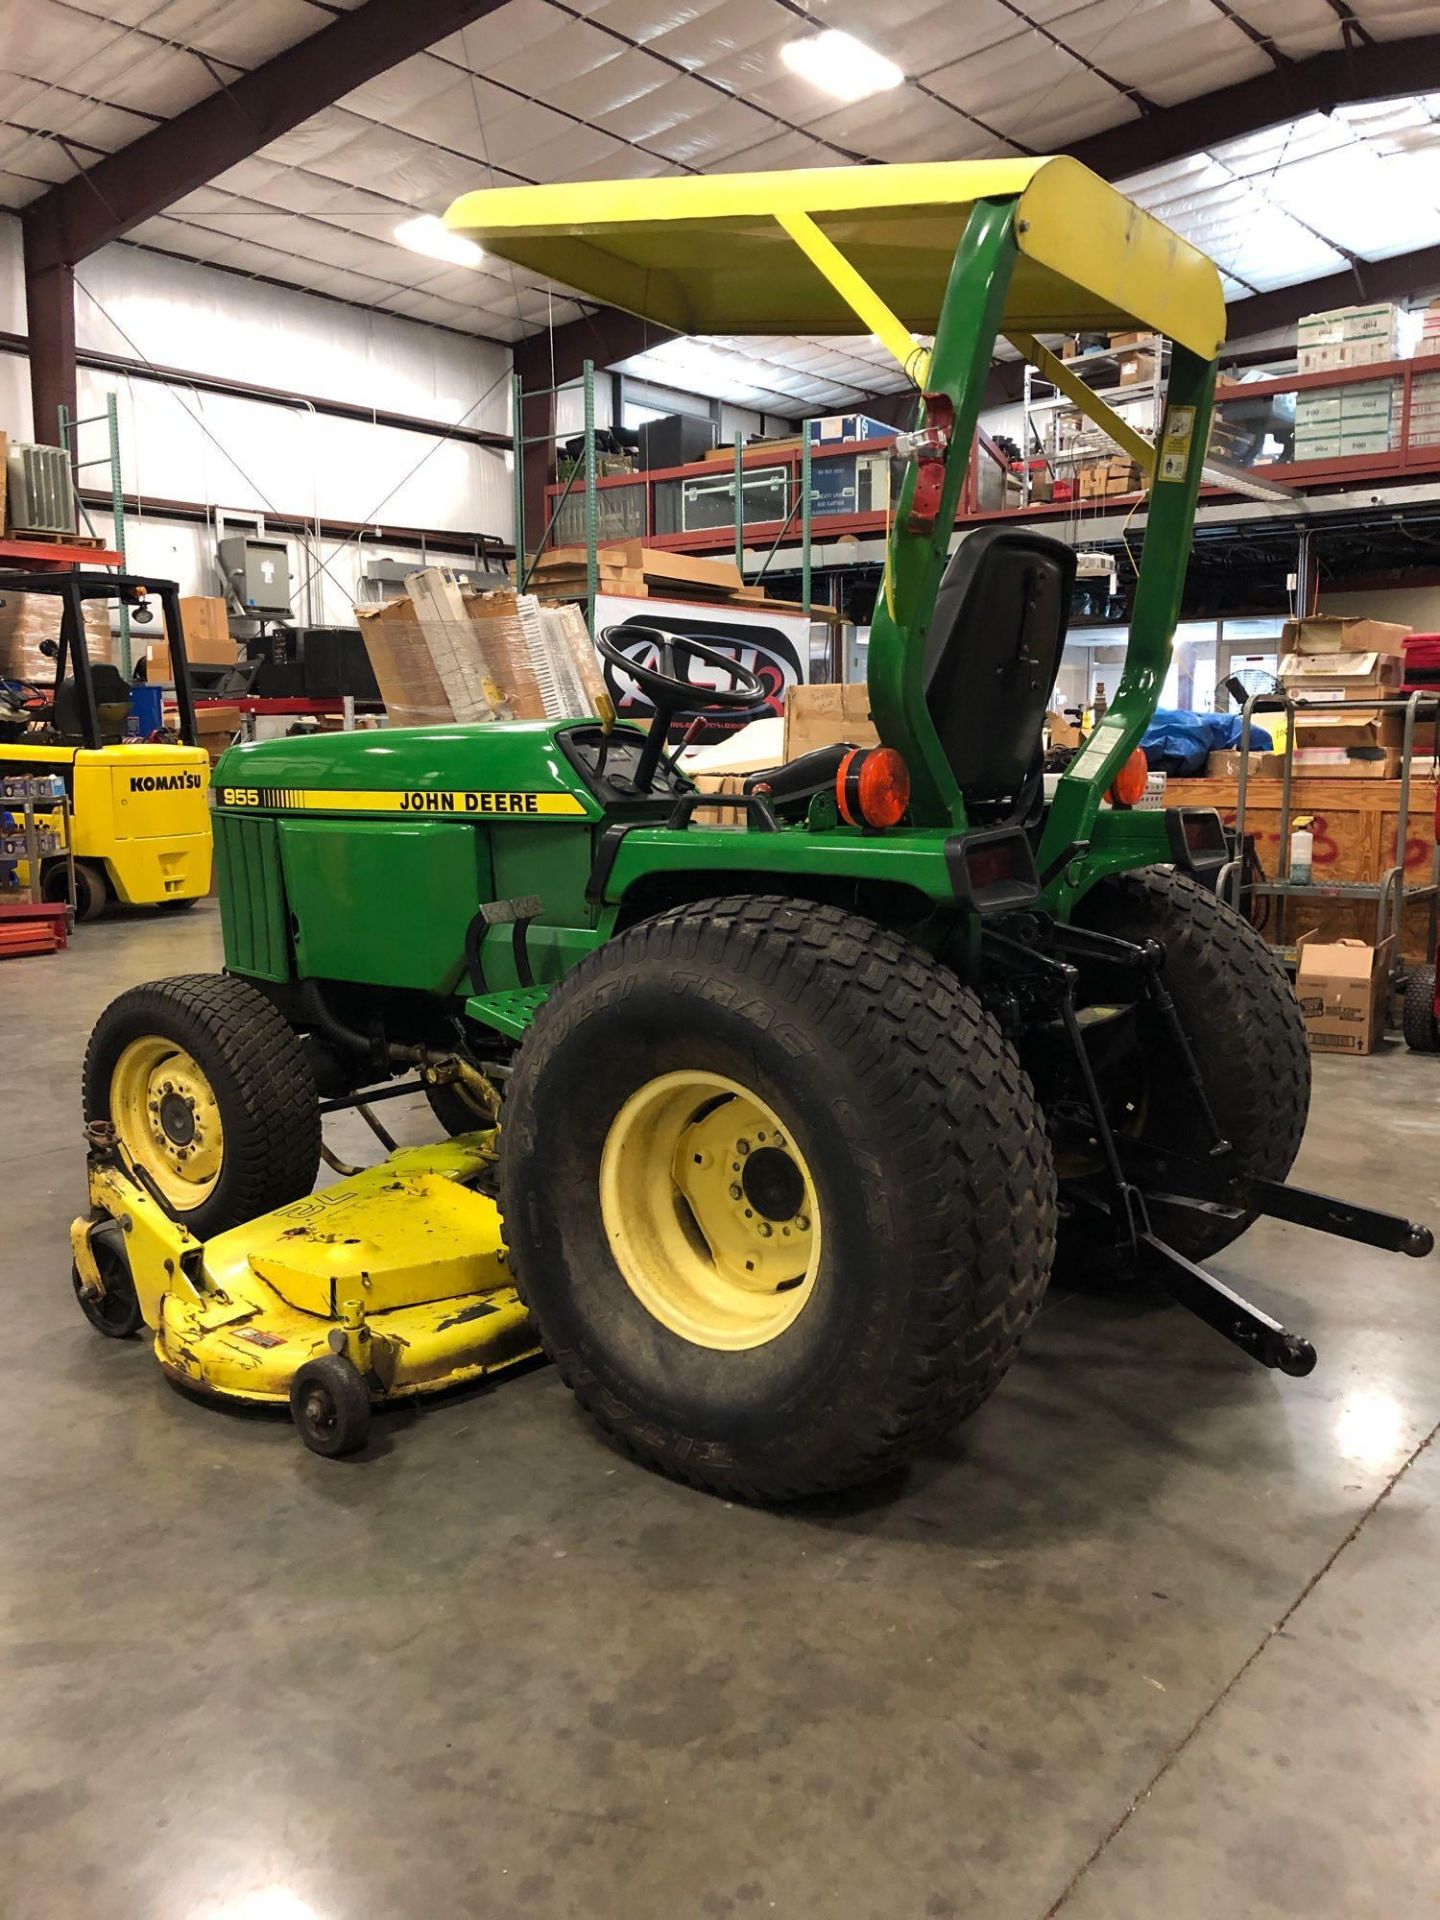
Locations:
2;0;1439;403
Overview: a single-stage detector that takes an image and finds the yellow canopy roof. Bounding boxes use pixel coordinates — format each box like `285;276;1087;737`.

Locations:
446;158;1226;361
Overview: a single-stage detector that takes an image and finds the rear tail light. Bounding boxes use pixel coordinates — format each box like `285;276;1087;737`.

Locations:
1109;746;1148;809
836;746;910;829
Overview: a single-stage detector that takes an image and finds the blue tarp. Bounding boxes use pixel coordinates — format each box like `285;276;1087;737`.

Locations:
1141;709;1272;776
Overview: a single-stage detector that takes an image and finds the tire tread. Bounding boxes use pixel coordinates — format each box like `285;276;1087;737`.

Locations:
502;896;1057;1500
83;972;320;1233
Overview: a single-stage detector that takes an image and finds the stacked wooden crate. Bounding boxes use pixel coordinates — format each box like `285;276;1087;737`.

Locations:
525;540;817;615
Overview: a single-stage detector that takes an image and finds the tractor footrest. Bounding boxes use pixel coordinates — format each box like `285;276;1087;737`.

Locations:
464;986;550;1040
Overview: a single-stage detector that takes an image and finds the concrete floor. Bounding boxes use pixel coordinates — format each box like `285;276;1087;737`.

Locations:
4;902;1439;1920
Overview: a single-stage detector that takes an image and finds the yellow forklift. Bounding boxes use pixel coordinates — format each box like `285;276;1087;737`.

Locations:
0;570;211;918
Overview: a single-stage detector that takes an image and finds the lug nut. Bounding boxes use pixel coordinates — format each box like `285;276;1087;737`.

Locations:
796;1214;810;1231
736;1138;750;1155
757;1222;773;1237
728;1183;742;1201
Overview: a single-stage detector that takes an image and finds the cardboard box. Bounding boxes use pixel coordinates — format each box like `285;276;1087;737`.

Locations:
178;596;232;653
530;540;745;598
1293;429;1395;460
1281;615;1410;657
1117;349;1158;387
1298;304;1399;348
1108;331;1153;350
1291;707;1403;751
783;682;877;760
1078;462;1106;500
192;704;243;765
807;414;899;446
1295;384;1395;430
1291;746;1402;778
1206;750;1284;778
1281;654;1404;709
147;596;235;679
354;599;446;726
1046;709;1082;750
1296;935;1394;1054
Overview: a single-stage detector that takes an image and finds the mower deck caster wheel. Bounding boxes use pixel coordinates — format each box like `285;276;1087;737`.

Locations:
72;1228;142;1339
290;1355;371;1457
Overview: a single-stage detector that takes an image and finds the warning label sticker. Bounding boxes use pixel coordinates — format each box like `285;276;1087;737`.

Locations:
1157;405;1196;484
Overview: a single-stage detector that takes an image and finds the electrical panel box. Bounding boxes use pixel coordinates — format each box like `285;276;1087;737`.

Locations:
219;536;292;615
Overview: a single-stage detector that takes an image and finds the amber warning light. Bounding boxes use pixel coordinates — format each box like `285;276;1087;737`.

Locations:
836;746;910;829
1109;746;1148;808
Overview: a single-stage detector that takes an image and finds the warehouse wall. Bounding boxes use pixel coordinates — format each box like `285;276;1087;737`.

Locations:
0;214;514;623
1319;584;1440;630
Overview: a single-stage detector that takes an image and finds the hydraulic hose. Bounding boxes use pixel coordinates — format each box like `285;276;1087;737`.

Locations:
298;980;499;1118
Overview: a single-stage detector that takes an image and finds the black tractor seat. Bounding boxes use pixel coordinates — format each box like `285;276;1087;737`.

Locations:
924;523;1076;826
739;525;1075;829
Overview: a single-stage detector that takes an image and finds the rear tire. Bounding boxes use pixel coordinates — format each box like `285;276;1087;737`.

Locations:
500;896;1057;1502
83;973;322;1237
1067;866;1311;1263
1403;964;1438;1052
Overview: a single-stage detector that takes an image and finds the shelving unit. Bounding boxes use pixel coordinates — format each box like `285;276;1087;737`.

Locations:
0;792;75;918
59;393;132;672
1020;339;1168;506
1219;690;1440;978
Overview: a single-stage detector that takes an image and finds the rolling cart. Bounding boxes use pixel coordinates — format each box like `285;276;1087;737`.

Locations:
1217;689;1440;991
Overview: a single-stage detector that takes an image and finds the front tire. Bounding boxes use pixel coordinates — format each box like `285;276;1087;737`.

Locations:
290;1356;371;1457
83;973;322;1237
1403;964;1438;1052
1068;866;1311;1263
72;1223;142;1338
500;896;1057;1502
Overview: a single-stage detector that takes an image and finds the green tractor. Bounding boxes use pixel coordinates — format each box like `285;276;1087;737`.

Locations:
76;160;1431;1492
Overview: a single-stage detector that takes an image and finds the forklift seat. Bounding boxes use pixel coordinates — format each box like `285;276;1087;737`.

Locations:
53;666;133;744
923;524;1076;824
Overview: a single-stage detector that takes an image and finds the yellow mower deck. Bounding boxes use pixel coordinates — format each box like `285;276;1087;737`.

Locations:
71;1136;540;1449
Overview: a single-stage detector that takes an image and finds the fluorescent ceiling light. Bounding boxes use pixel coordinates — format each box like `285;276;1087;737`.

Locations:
780;29;903;104
394;215;484;270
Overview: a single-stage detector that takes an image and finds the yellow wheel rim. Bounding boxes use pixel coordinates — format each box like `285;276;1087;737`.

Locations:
599;1071;821;1351
109;1037;224;1210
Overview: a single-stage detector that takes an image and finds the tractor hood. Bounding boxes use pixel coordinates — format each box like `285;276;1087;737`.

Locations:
211;721;603;822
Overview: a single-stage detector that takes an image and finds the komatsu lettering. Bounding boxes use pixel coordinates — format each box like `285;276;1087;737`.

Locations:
129;772;204;793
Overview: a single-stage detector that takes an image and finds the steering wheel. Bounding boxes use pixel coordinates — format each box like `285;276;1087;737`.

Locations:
596;624;766;794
